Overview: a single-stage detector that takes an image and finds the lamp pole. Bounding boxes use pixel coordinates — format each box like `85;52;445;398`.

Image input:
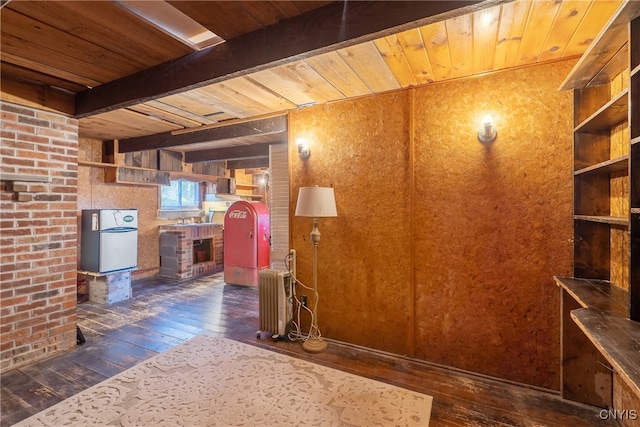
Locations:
303;217;328;353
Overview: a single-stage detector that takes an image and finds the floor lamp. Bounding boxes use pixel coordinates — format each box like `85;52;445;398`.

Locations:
295;186;337;353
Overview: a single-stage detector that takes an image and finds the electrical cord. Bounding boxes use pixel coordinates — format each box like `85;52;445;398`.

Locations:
283;252;322;343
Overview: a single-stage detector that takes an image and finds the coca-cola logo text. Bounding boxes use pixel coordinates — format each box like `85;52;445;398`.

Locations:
228;209;248;219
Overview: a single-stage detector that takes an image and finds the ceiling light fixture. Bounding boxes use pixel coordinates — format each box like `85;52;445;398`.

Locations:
116;1;224;50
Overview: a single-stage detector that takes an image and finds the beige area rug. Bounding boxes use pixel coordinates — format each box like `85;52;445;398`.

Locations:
15;334;432;426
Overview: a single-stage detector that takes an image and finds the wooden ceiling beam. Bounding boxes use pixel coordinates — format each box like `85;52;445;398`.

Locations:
74;0;485;118
117;115;286;152
185;145;271;163
1;78;75;116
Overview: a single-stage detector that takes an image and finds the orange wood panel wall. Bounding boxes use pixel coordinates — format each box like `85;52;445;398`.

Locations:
289;60;575;390
290;91;414;354
412;61;574;390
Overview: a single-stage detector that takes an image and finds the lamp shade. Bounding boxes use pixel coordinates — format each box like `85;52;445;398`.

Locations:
295;186;337;218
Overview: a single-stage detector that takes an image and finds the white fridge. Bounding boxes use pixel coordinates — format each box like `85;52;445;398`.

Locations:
81;209;138;273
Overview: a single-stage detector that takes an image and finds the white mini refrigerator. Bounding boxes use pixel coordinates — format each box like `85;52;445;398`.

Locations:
81;209;138;273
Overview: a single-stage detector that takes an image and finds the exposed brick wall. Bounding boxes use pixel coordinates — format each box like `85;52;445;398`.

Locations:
0;101;79;373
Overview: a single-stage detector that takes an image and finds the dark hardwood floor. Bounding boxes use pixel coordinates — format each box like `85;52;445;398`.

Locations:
1;273;616;426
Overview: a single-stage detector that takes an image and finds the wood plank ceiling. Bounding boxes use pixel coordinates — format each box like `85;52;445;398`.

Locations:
0;0;624;162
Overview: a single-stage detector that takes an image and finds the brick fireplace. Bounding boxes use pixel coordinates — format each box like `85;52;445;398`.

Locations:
159;224;223;279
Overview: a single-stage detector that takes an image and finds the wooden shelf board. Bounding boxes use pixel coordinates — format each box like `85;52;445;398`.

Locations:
82;162;171;186
560;1;640;90
570;308;640;399
236;184;259;190
632;136;640;145
574;154;629;175
0;173;50;183
555;276;629;315
78;160;115;168
574;89;628;133
169;171;224;183
104;176;166;187
632;208;640;214
632;63;640;77
80;163;230;187
574;215;629;226
79;161;164;173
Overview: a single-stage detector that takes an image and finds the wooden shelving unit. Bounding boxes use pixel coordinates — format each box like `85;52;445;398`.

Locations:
80;160;260;202
557;4;640;415
568;22;635;301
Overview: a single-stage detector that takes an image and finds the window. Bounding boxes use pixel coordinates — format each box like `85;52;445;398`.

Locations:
160;179;200;209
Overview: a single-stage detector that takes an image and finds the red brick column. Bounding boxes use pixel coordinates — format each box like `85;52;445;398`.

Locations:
0;102;79;372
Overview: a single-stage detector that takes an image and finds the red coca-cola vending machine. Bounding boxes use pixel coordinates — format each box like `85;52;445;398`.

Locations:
223;201;270;286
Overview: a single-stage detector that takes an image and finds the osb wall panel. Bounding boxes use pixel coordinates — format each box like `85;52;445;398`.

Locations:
289;91;413;354
78;138;162;277
413;61;574;390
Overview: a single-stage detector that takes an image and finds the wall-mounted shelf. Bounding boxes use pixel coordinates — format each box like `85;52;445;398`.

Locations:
236;183;259;190
1;172;52;202
574;155;629;175
555;276;628;315
168;171;224;184
0;173;50;182
78;160;115;168
574;89;628;133
574;215;629;227
79;161;170;186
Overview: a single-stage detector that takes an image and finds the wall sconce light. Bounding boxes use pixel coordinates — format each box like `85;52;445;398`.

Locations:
296;138;310;159
477;115;497;144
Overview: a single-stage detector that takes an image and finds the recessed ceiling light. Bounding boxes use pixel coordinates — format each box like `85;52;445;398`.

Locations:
116;0;224;50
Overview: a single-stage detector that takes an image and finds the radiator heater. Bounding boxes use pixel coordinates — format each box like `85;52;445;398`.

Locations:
258;269;292;337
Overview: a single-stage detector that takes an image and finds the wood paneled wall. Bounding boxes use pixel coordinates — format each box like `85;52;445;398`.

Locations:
289;60;575;390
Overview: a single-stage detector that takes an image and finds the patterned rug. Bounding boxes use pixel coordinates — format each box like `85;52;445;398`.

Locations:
15;334;432;426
